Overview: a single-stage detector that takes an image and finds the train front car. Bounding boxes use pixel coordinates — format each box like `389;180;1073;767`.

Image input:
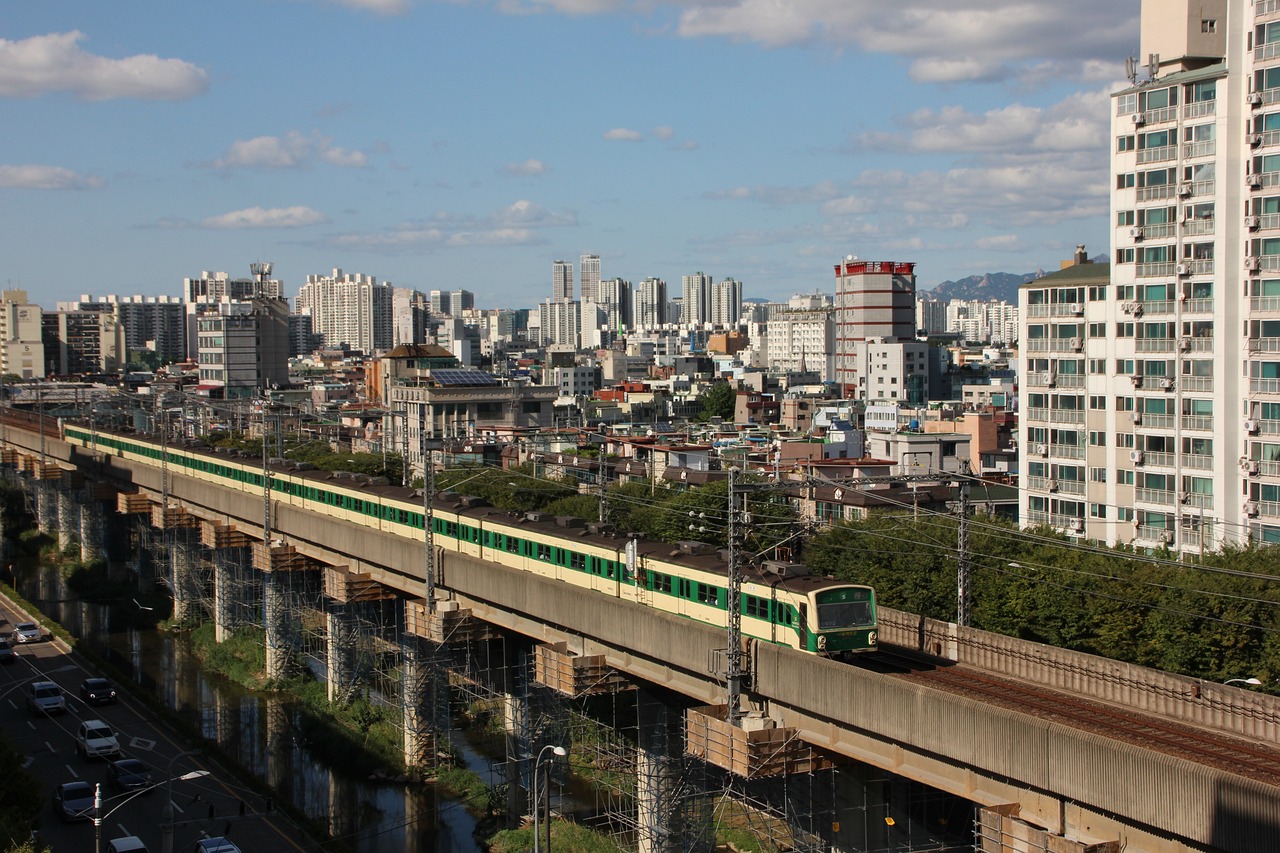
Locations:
810;585;877;659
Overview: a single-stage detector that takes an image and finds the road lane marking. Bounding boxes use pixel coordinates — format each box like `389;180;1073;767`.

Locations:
45;741;55;753
172;801;184;814
65;764;78;778
129;737;156;751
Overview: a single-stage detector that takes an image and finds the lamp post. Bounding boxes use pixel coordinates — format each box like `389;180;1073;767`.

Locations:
162;750;204;853
1225;677;1264;687
97;767;209;853
532;744;566;853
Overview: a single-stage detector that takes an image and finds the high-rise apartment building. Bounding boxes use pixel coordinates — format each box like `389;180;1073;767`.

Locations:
42;308;126;376
0;291;44;379
634;278;668;329
538;299;582;347
61;294;187;364
598;278;633;332
916;296;948;336
681;272;713;325
195;298;289;398
579;254;600;303
552;260;573;302
1018;0;1260;552
429;290;451;316
833;257;917;395
296;268;393;354
450;290;475;316
710;277;744;326
185;270;282;303
765;308;834;382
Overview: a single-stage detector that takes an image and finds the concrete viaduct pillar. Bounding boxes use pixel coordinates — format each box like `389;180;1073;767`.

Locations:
263;571;291;682
36;482;56;537
213;549;242;643
636;692;686;853
325;604;354;703
56;487;78;554
78;495;103;563
169;529;201;623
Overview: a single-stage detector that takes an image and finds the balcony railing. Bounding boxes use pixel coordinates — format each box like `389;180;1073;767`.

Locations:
1260;212;1280;230
1260;417;1280;434
1142;105;1179;124
1026;304;1051;318
1250;378;1280;395
1136;145;1176;164
1183;492;1215;510
1136;262;1176;278
1181;415;1214;431
1179;375;1214;392
1049;409;1086;425
1136;185;1176;202
1184;99;1217;118
1141;450;1176;468
1259;459;1280;476
1138;299;1174;316
1259;500;1280;517
1136;337;1175;353
1262;129;1280;149
1024;339;1052;352
1249;336;1280;352
1027;476;1085;496
1264;86;1280;105
1181;218;1213;237
1258;171;1280;189
1049;443;1086;460
1024;407;1050;422
1184;453;1215;470
1184;336;1215;352
1135;412;1175;429
1182;140;1216;158
1188;180;1215;197
1136;488;1174;505
1184;257;1215;275
1183;297;1213;314
1257;41;1280;61
1252;295;1280;312
1134;524;1175;544
1260;0;1280;20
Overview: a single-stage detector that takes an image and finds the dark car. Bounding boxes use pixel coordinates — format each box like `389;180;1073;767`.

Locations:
53;780;96;822
80;677;118;705
107;758;153;793
0;641;13;664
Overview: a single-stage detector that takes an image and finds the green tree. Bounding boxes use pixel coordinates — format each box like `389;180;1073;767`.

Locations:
697;381;735;422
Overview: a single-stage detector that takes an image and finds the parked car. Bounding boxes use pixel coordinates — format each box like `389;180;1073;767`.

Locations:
80;677;118;705
27;680;66;715
52;780;95;822
0;640;14;664
193;838;241;853
76;719;122;760
12;621;42;643
107;758;153;793
107;837;148;853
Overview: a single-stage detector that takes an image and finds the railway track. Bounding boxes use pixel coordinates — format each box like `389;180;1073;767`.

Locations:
899;661;1280;785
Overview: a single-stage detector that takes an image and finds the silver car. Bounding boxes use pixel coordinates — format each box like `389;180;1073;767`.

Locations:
27;680;66;715
12;622;42;643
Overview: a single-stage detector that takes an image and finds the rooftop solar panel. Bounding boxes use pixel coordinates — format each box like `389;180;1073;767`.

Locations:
431;369;499;386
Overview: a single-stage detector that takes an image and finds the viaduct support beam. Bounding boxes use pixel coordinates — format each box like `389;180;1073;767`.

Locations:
326;604;354;704
56;487;78;553
36;481;56;537
263;571;291;682
169;529;200;623
503;645;533;823
78;495;103;563
401;633;431;768
636;691;685;853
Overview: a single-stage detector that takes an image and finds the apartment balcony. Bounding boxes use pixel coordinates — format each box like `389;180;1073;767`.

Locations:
1026;372;1084;389
1135;261;1176;278
1136;299;1174;316
1024;339;1052;352
1183;297;1213;314
1024;510;1085;531
1257;41;1280;61
1026;304;1051;318
1182;140;1216;159
1184;258;1214;275
1254;171;1280;189
1136;185;1176;202
1024;406;1050;422
1179;375;1214;393
1181;415;1214;431
1251;293;1280;311
1260;0;1280;22
1182;336;1215;352
1049;443;1085;460
1133;412;1175;429
1049;303;1087;318
1259;459;1280;477
1185;453;1215;470
1259;212;1280;231
1139;105;1179;125
1183;492;1215;510
1134;524;1176;545
1249;336;1280;352
1136;487;1174;506
1136;337;1175;353
1181;218;1213;237
1136;145;1176;164
1048;408;1086;425
1027;476;1085;496
1259;417;1280;434
1187;180;1215;198
1180;525;1216;551
1249;378;1280;395
1258;500;1280;518
1140;450;1176;468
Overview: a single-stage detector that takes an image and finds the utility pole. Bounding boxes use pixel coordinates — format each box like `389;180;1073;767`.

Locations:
955;459;972;628
725;468;744;725
423;434;440;613
596;436;607;524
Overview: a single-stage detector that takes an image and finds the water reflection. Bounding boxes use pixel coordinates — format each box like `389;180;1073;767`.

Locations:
14;563;479;853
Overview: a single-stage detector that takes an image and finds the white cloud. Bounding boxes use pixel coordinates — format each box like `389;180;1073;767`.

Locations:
201;206;329;229
975;234;1023;250
331;0;411;13
502;158;551;176
603;127;643;141
0;31;208;100
211;131;370;170
0;164;104;189
326;200;576;252
652;125;675;140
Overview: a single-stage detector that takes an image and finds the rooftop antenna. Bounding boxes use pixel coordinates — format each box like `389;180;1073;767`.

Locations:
250;261;273;294
1124;55;1138;85
1147;53;1160;81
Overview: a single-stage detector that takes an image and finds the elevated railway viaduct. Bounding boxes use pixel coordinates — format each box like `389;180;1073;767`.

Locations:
4;419;1278;853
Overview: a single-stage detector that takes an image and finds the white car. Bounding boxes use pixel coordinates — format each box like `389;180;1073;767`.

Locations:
12;622;42;643
76;719;122;759
193;839;241;853
27;680;66;715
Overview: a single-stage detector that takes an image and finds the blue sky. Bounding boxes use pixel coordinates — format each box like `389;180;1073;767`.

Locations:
2;0;1139;309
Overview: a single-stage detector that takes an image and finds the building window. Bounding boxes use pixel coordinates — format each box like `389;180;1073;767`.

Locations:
1201;19;1216;32
1090;467;1107;483
1119;470;1135;485
1090;503;1107;518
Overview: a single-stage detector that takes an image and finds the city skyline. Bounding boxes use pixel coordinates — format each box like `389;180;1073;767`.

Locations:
3;1;1138;306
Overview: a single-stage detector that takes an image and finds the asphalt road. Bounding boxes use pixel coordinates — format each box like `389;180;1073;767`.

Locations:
0;594;315;853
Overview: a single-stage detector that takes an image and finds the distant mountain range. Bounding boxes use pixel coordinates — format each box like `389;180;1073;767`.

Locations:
923;255;1107;303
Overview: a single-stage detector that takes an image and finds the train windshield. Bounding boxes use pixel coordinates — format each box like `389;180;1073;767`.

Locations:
817;600;874;630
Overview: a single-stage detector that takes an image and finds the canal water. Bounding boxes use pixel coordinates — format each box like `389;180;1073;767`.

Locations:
13;559;490;852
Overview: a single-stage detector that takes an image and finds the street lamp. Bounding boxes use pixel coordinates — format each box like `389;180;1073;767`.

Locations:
532;744;566;853
162;750;205;853
1225;677;1264;687
96;769;209;853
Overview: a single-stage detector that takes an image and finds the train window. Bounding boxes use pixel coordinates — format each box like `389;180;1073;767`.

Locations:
506;536;520;553
537;544;552;561
677;579;692;598
570;553;585;570
604;561;615;579
649;572;672;594
696;584;719;606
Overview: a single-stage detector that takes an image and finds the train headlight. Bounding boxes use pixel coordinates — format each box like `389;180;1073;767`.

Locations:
817;635;827;651
868;631;877;646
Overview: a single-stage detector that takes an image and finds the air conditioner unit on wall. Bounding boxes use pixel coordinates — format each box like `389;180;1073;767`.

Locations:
1130;450;1145;464
1246;216;1261;230
1177;184;1192;197
1245;500;1260;517
1246;257;1261;271
1132;112;1146;124
1069;519;1084;533
1246;418;1261;434
1161;377;1176;390
1129;227;1144;240
1176;263;1190;276
1241;457;1260;475
1131;411;1143;424
1249;93;1264;106
1249;133;1264;147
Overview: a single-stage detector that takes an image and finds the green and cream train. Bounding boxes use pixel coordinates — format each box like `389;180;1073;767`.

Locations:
64;425;878;658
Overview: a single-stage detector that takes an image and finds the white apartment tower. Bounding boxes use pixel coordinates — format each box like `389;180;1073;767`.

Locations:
1018;0;1265;552
710;277;744;326
579;254;601;303
833;258;917;395
634;278;668;329
598;277;633;332
552;260;573;302
681;272;713;325
296;269;393;354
